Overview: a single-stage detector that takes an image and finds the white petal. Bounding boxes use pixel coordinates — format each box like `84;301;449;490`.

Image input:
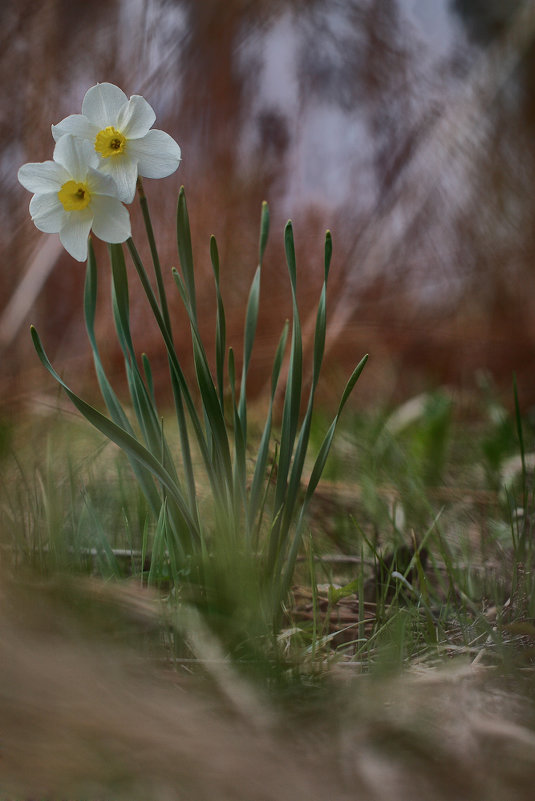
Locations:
128;130;181;179
97;156;139;203
116;95;156;139
51;114;99;143
18;161;69;193
53;135;97;180
82;83;128;128
91;195;131;243
29;193;67;233
59;208;93;262
86;166;122;198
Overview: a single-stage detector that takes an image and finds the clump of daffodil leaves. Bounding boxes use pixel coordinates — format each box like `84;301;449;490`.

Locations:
18;81;367;642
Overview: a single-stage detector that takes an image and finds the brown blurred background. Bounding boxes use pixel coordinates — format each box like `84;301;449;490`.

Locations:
2;0;535;415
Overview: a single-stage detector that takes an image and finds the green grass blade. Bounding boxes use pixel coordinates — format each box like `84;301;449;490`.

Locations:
148;499;170;586
81;487;122;578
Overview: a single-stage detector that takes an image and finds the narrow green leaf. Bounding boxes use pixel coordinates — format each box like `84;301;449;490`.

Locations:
109;244;181;488
284;220;297;292
127;239;209;490
210;235;226;406
248;321;288;528
324;230;332;283
228;347;236;395
239;265;260;423
277;354;369;614
229;347;247;529
31;326;200;543
210;235;220;282
312;286;327;388
339;353;369;411
271;320;289;397
142;353;155;405
269;223;302;570
305;356;368;502
177;186;196;322
83;241;162;517
278;276;329;542
258;201;270;264
273;315;302;509
192;333;232;486
122;240;199;528
172;266;232;490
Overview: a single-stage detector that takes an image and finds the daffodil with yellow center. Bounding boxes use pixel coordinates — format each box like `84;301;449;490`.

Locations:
52;82;181;203
18;134;131;262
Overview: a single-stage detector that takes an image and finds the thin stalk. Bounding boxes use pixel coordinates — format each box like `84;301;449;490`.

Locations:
136;177;173;338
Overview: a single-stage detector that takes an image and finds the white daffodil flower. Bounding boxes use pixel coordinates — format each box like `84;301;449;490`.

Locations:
51;82;182;204
18;134;131;262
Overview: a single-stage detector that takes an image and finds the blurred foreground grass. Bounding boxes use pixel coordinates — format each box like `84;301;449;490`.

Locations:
2;378;535;799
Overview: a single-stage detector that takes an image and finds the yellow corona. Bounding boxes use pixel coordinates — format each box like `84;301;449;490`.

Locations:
58;180;92;211
94;126;127;158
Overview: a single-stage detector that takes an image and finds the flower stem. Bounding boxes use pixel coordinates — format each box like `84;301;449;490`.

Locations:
136;177;173;340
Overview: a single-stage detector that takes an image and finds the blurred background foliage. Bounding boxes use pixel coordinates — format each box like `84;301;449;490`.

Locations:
2;0;535;415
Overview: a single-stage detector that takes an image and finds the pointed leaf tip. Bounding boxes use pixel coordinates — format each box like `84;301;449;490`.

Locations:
258;201;270;264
